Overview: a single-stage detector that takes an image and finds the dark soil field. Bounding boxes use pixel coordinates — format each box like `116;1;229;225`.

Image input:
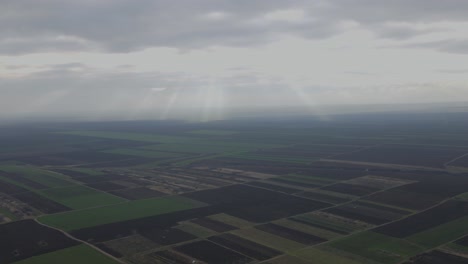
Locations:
140;227;196;245
404;250;468;264
0;219;79;264
183;184;331;222
85;181;127;191
288;217;350;235
174;240;253;264
365;189;444;210
374;200;468;237
208;233;282;261
324;201;407;225
295;190;352;204
0;171;47;190
109;187;165;200
246;181;301;194
321;183;380;196
95;243;123;258
269;177;322;188
332;144;468;168
255;223;327;245
450;154;468;168
70;206;222;242
0;179;30;195
191;217;237;232
13;191;71;214
148;250;199;264
456;235;468;246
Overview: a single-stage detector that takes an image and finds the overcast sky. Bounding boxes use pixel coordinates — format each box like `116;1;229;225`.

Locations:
1;0;468;120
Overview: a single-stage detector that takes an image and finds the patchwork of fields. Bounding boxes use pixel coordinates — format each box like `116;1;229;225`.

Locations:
1;114;468;263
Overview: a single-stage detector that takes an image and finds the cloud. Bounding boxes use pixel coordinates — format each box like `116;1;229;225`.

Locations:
402;39;468;54
1;0;467;54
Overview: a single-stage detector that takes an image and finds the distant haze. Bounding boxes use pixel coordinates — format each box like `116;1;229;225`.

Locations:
1;1;468;121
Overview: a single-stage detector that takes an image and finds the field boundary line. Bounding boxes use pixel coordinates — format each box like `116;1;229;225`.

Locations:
33;218;127;264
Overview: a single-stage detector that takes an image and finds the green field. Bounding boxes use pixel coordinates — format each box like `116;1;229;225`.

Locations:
188;130;238;135
39;185;126;210
408;216;468;249
226;152;314;164
293;214;360;234
0;165;75;188
143;141;280;154
274;219;342;240
39;196;206;231
56;168;104;176
12;244;119;264
59;131;192;143
233;228;305;252
327;231;424;264
102;148;184;159
293;247;363;264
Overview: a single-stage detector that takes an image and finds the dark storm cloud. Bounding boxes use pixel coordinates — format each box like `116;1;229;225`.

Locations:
1;0;467;54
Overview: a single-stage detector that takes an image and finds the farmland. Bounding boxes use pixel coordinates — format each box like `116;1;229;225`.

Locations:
1;112;468;263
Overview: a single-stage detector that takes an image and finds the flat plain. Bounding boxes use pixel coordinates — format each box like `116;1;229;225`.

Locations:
1;112;468;263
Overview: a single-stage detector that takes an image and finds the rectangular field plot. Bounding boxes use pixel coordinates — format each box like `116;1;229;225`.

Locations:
374;200;468;238
250;144;363;160
293;247;363;264
183;184;331;222
143;250;205;264
402;250;468;264
323;201;410;225
176;222;218;238
109;187;166;200
364;189;443;210
407;216;468;249
102;148;185;159
174;240;253;264
140;227;197;246
232;228;305;252
85;181;127;191
332;144;468;168
13;191;71;214
0;165;74;188
255;223;327;245
291;212;372;234
327;231;424;264
345;175;413;189
246;181;303;194
321;183;380;197
0;178;30;195
295;190;352;204
0;219;79;264
274;219;342;240
12;244;120;264
269;176;325;188
208;233;282;261
206;213;253;228
0;171;47;190
190;217;237;232
263;255;315;264
39;185;125;209
38;196;206;231
102;235;159;257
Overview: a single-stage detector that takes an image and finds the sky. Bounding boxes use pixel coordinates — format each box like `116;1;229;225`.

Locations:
1;0;468;121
